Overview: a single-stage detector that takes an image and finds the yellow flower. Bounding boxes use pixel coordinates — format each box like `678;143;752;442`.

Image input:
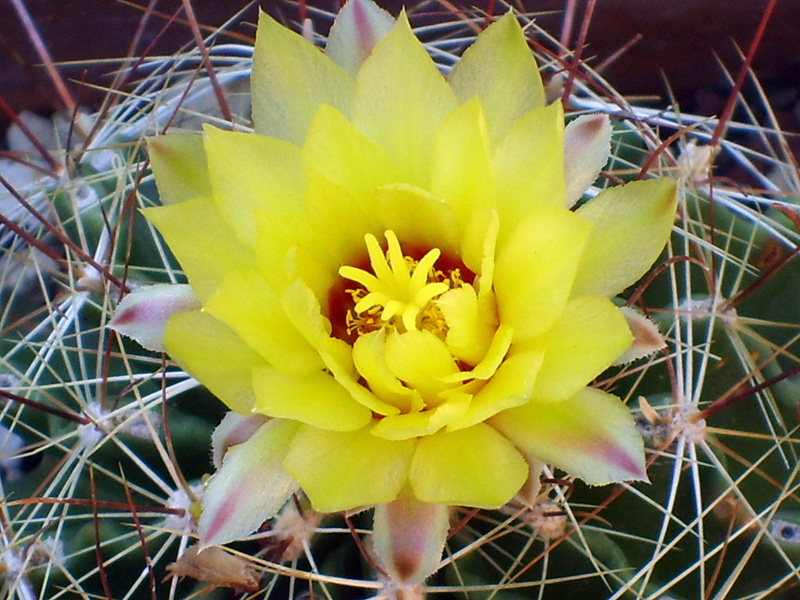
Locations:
133;0;676;580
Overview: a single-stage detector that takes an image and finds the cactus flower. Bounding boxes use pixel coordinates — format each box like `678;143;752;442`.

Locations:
130;0;676;584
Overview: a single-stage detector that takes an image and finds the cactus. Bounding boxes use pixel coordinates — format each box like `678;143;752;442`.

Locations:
1;2;799;599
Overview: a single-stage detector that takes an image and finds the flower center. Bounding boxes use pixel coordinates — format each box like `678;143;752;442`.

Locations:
335;231;466;341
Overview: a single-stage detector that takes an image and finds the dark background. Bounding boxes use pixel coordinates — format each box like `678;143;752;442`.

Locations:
1;0;799;131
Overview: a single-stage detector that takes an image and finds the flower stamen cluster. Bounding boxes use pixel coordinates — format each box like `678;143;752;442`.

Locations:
339;231;457;336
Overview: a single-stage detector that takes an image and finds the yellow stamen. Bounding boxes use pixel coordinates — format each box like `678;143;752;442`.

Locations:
339;231;455;336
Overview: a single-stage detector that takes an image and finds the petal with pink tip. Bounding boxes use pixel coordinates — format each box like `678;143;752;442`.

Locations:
199;419;300;548
490;386;647;485
613;307;667;365
211;412;269;469
373;488;450;583
326;0;395;77
109;284;200;352
563;113;612;208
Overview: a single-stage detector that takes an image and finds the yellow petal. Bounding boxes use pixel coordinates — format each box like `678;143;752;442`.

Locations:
530;296;633;402
252;367;371;431
303;125;385;265
384;330;459;404
459;206;499;293
147;133;211;205
573;178;677;297
430;98;496;231
283;424;416;511
436;285;496;365
164;309;266;414
300;183;368;286
448;12;545;143
493;103;566;245
409;424;527;507
440;324;513;383
303;100;397;208
254;210;335;295
375;184;460;254
142;197;254;303
490;386;647;485
327;356;402;417
280;279;350;370
281;279;398;417
203;269;323;374
446;350;543;431
371;392;471;440
203;125;304;246
252;10;355;143
352;13;458;188
284;242;339;305
493;206;592;340
353;331;424;413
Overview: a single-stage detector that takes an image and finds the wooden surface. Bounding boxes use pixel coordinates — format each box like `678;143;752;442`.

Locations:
1;0;799;128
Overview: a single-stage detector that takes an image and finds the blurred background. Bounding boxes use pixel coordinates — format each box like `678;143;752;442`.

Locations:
1;0;799;141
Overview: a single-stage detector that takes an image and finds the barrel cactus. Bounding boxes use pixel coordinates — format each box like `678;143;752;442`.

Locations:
1;2;798;599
